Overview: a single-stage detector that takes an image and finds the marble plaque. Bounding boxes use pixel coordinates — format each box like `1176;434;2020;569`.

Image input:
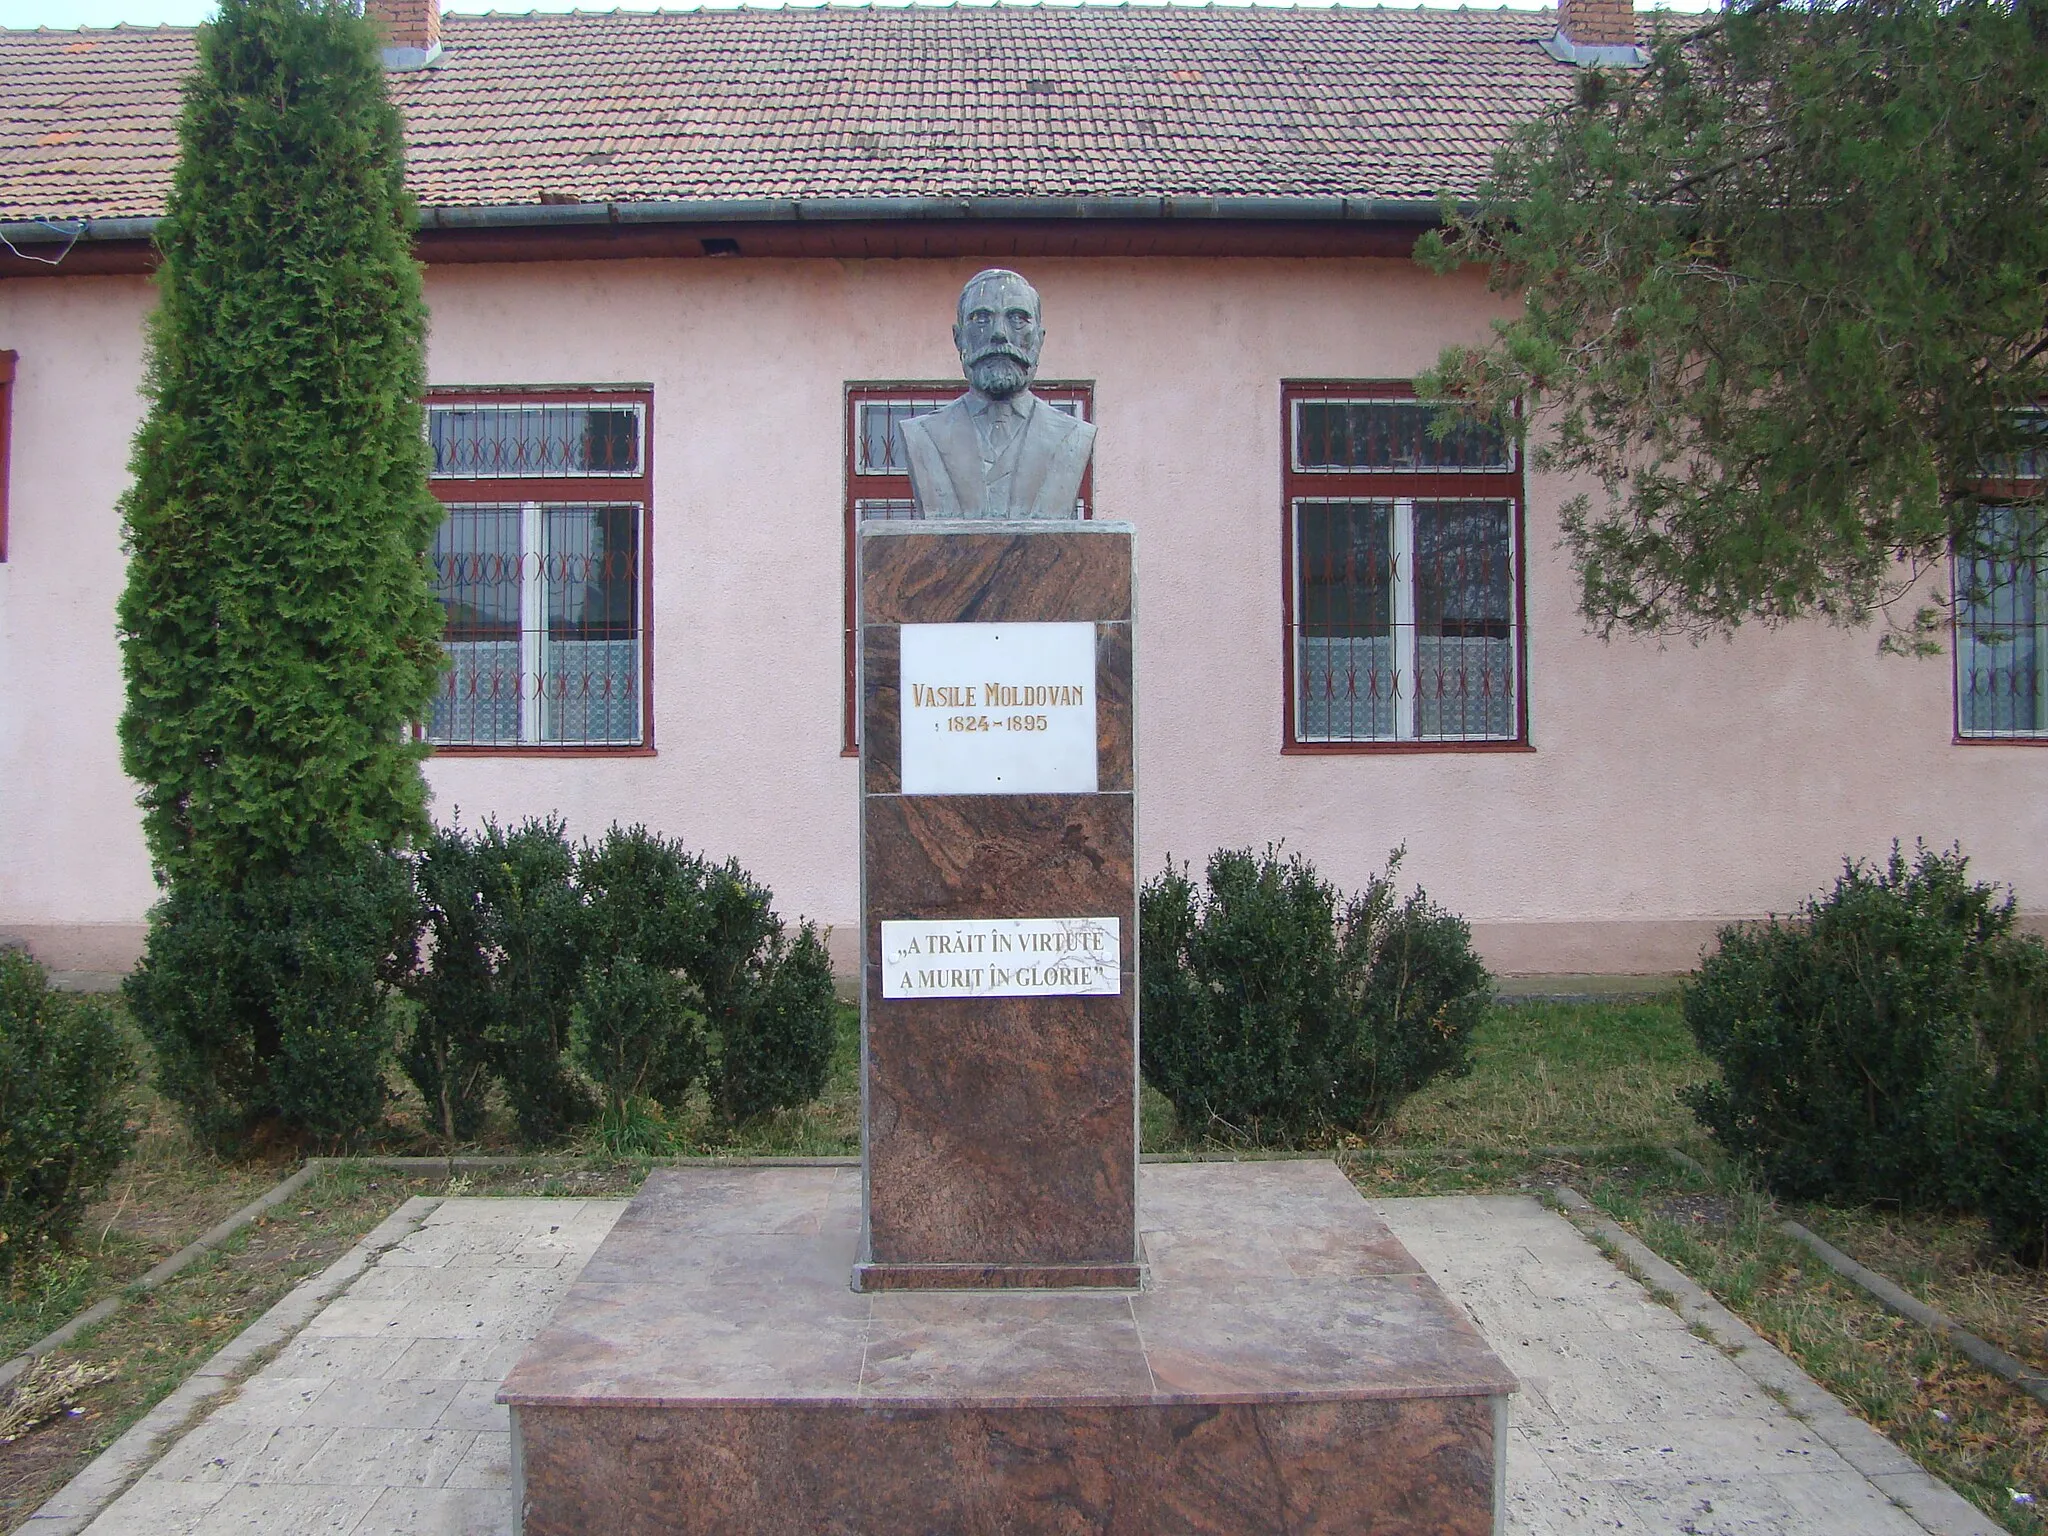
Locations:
898;621;1097;795
881;917;1120;999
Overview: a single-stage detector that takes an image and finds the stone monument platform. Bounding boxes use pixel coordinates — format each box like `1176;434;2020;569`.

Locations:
501;1160;1513;1535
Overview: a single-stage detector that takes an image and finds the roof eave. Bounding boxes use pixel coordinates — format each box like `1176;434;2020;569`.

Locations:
425;194;1461;228
2;193;1464;250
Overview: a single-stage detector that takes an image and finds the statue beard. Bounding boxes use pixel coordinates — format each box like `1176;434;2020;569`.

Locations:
965;350;1034;400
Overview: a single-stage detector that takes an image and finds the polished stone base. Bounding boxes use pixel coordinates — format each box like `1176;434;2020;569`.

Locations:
502;1160;1513;1535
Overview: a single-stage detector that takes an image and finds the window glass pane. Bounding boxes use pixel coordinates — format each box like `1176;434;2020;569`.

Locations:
1958;506;2047;736
432;642;522;747
542;505;640;745
1415;501;1515;740
1297;500;1397;741
856;399;952;475
1293;399;1512;473
428;505;523;745
1984;409;2048;481
431;505;521;638
429;404;642;478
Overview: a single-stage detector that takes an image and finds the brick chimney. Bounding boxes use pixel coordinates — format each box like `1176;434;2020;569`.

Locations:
1545;0;1645;65
365;0;440;70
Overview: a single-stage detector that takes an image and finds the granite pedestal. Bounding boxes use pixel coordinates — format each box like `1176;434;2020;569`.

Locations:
858;521;1139;1289
501;1161;1514;1535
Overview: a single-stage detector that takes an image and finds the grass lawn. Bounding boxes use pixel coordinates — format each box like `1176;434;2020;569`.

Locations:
1;994;2043;1535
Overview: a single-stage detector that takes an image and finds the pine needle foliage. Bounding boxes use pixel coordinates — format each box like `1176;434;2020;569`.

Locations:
117;0;444;888
1419;0;2048;650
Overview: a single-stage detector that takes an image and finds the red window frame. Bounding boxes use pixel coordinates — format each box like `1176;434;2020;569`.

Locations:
0;350;15;563
1281;380;1530;753
841;380;1094;754
422;386;656;756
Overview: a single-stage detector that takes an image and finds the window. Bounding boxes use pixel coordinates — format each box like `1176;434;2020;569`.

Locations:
1283;383;1525;749
0;349;15;562
1956;506;2047;740
424;390;651;750
842;382;1093;751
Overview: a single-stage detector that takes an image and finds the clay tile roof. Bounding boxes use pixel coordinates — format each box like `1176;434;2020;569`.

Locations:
0;5;1580;225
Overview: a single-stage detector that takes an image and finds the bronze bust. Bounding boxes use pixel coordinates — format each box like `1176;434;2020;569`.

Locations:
902;269;1098;520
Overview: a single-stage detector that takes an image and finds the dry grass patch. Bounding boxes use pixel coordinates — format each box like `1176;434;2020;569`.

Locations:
1792;1205;2048;1377
1381;997;1714;1153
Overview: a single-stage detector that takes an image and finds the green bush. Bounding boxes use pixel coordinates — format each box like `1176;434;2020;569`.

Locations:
1684;844;2006;1206
405;818;590;1146
572;825;837;1128
125;849;418;1148
570;956;705;1124
1955;940;2048;1265
405;826;500;1145
574;826;719;1117
710;921;838;1124
1683;843;2048;1264
0;953;137;1271
1140;847;1490;1144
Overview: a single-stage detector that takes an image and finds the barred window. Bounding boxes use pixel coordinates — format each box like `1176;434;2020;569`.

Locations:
1956;504;2047;739
424;392;650;750
1284;384;1525;748
841;381;1092;752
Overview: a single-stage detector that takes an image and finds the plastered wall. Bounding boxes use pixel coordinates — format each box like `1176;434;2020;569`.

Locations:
3;254;2042;974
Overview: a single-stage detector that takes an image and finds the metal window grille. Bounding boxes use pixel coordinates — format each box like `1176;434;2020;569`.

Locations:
1956;505;2048;739
425;394;650;749
1292;396;1514;475
842;382;1093;752
1284;388;1524;747
430;403;644;478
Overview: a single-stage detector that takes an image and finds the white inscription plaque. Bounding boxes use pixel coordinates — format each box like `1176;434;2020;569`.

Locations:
881;917;1121;999
898;622;1097;795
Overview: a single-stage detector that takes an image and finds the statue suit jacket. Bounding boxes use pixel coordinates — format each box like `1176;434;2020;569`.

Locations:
900;391;1097;520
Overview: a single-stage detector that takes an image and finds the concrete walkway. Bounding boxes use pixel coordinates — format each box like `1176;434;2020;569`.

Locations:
30;1190;2001;1536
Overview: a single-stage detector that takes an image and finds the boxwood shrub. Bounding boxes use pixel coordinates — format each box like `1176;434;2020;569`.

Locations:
1140;846;1490;1144
1683;844;2048;1264
0;951;137;1270
127;849;420;1149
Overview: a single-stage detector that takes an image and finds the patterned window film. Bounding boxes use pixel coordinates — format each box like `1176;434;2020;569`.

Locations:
1284;384;1525;749
841;382;1093;752
424;392;651;750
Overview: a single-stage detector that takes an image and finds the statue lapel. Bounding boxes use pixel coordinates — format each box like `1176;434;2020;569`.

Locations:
1007;395;1054;516
930;398;987;517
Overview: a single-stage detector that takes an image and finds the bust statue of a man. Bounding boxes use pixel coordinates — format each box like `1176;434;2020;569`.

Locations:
902;268;1098;520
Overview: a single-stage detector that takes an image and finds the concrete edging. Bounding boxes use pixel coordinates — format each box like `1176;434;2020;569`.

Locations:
1781;1219;2048;1409
21;1195;442;1536
1549;1184;2005;1536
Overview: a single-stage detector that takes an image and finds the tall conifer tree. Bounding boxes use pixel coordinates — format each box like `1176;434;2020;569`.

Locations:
118;0;443;889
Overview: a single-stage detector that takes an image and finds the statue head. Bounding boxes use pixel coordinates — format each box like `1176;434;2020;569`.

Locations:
953;269;1044;402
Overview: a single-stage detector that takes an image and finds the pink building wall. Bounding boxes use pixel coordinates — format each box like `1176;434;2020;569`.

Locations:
3;254;2043;975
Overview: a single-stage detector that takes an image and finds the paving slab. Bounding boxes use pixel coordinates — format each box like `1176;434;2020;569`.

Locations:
36;1186;2001;1536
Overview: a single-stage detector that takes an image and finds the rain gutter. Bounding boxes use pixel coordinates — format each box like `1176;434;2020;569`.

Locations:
2;193;1461;252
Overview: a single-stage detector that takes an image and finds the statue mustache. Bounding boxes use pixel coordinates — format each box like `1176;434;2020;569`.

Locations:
967;345;1034;368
